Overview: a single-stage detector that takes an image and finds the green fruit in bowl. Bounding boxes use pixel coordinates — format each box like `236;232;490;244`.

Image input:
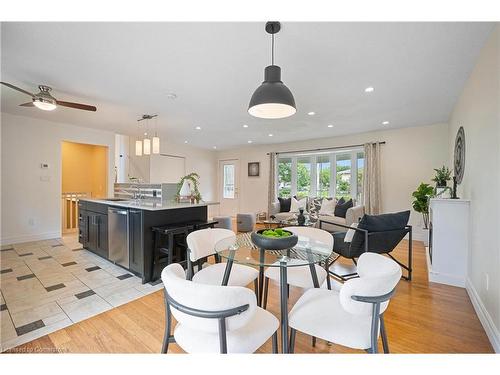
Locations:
260;229;291;238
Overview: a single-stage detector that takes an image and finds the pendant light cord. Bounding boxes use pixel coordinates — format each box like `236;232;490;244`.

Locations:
271;33;275;65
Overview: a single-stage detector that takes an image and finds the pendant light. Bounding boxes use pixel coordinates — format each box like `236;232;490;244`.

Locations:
136;114;158;156
135;140;143;156
248;21;296;119
152;116;160;154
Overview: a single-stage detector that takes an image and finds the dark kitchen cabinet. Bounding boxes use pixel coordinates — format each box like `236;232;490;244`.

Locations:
84;212;109;259
129;209;143;274
78;209;89;247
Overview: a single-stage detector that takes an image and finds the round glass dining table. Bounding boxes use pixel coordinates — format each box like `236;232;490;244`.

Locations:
214;232;333;353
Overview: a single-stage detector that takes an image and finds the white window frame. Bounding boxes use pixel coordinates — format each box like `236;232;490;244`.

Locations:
276;148;364;200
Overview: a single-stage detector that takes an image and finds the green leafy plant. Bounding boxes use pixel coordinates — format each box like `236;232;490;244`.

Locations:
412;183;434;229
176;172;202;202
261;228;292;238
432;166;452;187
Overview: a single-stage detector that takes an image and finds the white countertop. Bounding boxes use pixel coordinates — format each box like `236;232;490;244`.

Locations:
81;198;220;211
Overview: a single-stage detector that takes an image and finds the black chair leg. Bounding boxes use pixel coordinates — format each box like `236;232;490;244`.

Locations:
262;277;269;310
289;328;296;353
380;314;389;353
272;331;278;353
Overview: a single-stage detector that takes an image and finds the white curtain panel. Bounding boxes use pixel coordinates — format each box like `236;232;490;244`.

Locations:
268;152;277;215
363;142;382;214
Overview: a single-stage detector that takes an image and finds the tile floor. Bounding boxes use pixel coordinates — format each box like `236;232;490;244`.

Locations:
0;235;163;351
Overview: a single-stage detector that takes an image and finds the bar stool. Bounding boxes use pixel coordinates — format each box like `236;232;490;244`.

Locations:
151;224;193;281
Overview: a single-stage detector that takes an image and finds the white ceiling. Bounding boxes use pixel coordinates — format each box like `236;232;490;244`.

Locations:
1;22;495;150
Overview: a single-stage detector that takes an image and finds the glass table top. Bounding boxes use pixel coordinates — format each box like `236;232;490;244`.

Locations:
214;232;333;267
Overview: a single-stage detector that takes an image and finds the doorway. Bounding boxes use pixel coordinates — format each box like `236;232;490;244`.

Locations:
61;141;108;233
218;159;240;217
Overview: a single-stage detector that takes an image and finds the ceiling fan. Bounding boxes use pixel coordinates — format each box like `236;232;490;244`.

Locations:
0;81;97;112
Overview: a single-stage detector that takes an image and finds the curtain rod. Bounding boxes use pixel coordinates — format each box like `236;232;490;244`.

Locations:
266;141;386;155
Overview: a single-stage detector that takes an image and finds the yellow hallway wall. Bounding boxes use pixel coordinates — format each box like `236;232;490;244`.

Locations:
62;141;108;198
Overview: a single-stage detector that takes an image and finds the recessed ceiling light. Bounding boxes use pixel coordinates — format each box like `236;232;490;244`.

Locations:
248;140;253;144
327;124;334;128
268;133;273;137
307;111;315;116
144;132;148;136
243;124;249;128
166;93;177;100
213;146;217;149
382;121;390;125
184;140;188;144
195;126;201;130
365;87;374;93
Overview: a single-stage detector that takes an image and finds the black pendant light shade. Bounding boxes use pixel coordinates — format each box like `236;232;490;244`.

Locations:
248;22;296;119
248;65;296;119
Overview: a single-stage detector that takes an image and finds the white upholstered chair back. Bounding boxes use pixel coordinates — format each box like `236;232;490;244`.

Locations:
161;263;257;333
186;228;235;262
339;252;401;316
284;226;334;248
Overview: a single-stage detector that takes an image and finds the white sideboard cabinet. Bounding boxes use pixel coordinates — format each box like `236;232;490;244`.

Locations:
427;198;470;287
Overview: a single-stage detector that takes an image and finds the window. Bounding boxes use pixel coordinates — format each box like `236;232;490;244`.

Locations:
316;155;330;198
335;153;352;200
357;152;364;203
277;157;292;198
296;157;311;199
276;148;364;202
223;164;235;199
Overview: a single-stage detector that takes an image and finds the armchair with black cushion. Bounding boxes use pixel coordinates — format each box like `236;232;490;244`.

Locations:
319;210;412;281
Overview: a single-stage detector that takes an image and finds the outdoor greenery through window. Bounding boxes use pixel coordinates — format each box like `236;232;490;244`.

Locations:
277;149;364;202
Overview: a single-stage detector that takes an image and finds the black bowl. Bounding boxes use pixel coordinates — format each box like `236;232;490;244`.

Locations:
251;229;298;250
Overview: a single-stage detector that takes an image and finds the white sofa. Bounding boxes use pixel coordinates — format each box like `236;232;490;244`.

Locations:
269;198;364;232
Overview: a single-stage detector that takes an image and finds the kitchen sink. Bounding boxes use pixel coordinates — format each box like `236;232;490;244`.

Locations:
100;198;130;202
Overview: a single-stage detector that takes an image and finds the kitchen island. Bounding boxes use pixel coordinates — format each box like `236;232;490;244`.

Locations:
78;198;219;283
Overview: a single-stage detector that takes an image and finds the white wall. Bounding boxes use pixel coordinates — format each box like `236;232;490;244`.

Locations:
448;26;500;352
1;112;115;244
216;123;450;239
127;136;218;215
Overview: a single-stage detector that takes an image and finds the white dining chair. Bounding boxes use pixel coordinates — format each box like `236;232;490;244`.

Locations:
262;226;334;309
186;228;259;290
161;263;279;353
288;252;402;353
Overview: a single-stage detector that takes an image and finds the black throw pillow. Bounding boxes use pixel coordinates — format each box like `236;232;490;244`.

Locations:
334;198;353;218
357;210;410;231
278;197;291;212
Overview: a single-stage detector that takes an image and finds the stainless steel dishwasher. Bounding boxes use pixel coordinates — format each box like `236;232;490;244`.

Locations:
108;207;130;268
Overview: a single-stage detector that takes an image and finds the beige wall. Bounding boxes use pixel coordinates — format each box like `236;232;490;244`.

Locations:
216;122;449;239
448;26;500;351
62;141;108;198
0;113;115;244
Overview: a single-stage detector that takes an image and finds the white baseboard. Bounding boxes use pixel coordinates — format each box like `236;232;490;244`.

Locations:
0;231;61;246
466;278;500;353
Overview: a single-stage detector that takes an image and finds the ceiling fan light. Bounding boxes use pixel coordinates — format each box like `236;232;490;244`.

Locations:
135;140;143;156
143;138;151;155
33;98;56;111
152;136;160;154
248;65;296;119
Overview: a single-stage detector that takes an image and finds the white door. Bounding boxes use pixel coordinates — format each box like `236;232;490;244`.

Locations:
219;159;239;217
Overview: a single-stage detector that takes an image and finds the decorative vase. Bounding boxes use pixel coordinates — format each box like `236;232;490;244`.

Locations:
297;208;306;226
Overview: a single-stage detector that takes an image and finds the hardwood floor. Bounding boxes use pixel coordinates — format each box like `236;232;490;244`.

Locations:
7;238;493;354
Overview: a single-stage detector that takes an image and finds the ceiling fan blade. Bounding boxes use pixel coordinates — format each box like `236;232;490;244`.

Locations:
56;100;97;112
0;81;35;97
19;102;35;107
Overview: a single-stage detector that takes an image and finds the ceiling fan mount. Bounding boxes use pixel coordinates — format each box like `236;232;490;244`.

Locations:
1;81;97;112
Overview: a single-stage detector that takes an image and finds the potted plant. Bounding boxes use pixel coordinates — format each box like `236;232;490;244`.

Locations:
412;183;434;246
176;172;202;203
432;166;452;187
